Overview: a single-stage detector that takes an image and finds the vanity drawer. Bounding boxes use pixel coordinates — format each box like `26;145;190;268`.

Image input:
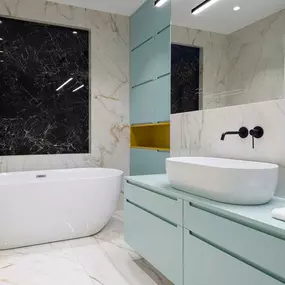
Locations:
184;229;283;285
125;200;183;285
184;202;285;281
124;181;182;226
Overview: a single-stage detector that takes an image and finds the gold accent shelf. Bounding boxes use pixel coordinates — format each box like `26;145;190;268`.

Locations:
130;122;170;151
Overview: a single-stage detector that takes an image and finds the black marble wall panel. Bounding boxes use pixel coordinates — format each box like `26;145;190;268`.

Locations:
171;44;200;114
0;17;89;155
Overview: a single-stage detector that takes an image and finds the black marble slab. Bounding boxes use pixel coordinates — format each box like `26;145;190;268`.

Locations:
171;44;200;114
0;16;89;155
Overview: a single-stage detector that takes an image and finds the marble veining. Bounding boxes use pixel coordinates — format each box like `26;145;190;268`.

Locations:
0;0;130;174
0;16;89;155
0;210;172;285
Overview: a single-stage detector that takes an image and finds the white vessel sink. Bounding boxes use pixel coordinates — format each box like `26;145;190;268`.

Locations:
166;157;279;205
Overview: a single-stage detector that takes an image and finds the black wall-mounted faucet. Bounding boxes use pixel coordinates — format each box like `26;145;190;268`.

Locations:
221;127;249;141
250;126;264;149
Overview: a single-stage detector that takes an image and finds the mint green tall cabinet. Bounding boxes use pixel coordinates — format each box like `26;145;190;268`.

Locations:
130;0;171;176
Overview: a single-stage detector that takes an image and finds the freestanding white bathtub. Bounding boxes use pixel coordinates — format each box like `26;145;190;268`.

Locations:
0;168;123;250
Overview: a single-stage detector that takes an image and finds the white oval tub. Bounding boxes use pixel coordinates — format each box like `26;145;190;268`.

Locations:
0;168;123;250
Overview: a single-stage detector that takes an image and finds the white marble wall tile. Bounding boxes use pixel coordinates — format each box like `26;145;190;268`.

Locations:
225;10;285;107
171;99;285;198
0;0;130;175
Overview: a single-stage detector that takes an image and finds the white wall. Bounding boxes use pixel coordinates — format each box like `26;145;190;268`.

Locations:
0;0;130;174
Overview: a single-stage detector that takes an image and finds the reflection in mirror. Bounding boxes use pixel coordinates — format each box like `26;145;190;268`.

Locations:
171;0;285;112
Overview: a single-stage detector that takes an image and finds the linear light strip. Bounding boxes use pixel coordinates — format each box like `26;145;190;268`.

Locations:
191;0;221;15
56;78;73;91
72;84;84;92
154;0;169;8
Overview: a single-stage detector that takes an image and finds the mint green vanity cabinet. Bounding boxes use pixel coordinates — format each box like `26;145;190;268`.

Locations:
124;181;183;285
184;229;283;285
184;202;285;281
124;175;285;285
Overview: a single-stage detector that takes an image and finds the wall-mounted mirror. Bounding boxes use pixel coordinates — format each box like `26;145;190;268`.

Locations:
171;0;285;112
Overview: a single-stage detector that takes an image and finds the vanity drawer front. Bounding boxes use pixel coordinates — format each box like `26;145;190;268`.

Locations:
125;200;183;285
184;229;283;285
125;181;182;226
184;202;285;281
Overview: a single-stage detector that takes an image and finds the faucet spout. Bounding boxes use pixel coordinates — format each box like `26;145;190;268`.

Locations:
221;127;249;141
221;131;239;141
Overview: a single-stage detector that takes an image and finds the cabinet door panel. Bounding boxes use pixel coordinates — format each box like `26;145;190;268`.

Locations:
184;229;283;285
130;148;169;176
131;75;170;124
184;202;285;281
155;27;171;77
125;200;183;285
131;38;156;87
131;0;155;50
124;181;182;226
154;1;171;33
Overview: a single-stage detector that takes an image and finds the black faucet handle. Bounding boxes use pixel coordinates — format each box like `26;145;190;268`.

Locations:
250;126;264;138
250;126;264;148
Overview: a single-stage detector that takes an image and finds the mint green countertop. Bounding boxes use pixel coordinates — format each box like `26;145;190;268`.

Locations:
125;174;285;240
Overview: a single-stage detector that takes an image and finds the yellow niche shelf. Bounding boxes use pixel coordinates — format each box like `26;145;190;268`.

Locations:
131;122;170;151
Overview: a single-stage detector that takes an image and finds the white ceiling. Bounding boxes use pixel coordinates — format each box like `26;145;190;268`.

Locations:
50;0;285;34
172;0;285;34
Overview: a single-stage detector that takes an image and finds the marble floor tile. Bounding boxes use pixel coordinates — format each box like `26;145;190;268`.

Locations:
0;211;173;285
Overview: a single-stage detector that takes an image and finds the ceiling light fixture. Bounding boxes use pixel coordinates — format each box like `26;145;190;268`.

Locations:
0;38;3;41
191;0;221;15
56;78;73;91
72;84;84;92
154;0;169;8
233;6;240;11
0;20;2;24
72;31;78;34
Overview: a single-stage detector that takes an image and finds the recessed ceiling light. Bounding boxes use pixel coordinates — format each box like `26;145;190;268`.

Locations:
72;31;78;34
233;6;241;11
191;0;221;15
154;0;169;7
